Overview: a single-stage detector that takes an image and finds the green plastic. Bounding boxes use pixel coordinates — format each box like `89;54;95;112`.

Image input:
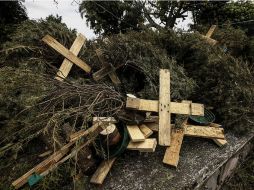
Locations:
28;173;43;187
189;108;215;125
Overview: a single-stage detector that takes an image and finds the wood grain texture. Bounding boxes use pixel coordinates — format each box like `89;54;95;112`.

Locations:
126;97;204;116
145;122;159;132
139;124;153;138
127;138;157;152
159;69;171;146
163;128;185;167
127;125;145;142
206;25;217;38
92;117;117;125
210;123;227;147
42;35;91;73
185;125;225;139
55;33;86;81
90;157;116;185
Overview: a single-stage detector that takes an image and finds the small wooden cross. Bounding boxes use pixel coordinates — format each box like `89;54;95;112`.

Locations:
42;34;91;81
93;48;121;85
126;69;205;146
201;25;218;46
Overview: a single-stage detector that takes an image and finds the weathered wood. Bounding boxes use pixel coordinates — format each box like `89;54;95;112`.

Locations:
139;124;153;138
163;127;185;167
90;157;117;185
12;142;74;189
127;125;145;142
185;125;225;139
201;35;218;46
70;122;106;142
126;97;204;116
42;35;91;73
55;33;86;81
210;123;227;147
159;69;171;146
145;122;158;131
206;25;217;38
92;117;117;125
127;138;157;152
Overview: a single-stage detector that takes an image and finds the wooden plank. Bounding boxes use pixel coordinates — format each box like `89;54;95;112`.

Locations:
127;125;145;142
90;158;116;185
92;117;117;125
210;123;227;147
126;97;204;116
12;142;74;189
127;138;157;152
70;121;106;142
185;125;225;139
145;122;159;132
42;35;91;73
55;33;86;81
159;69;171;146
93;66;113;81
201;35;218;46
139;124;153;138
163;127;185;167
206;25;217;38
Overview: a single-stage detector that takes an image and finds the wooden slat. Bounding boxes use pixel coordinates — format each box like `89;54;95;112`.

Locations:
201;35;218;46
210;123;227;147
127;125;145;142
42;35;91;73
55;33;86;81
127;138;157;152
90;157;116;185
12;142;74;189
126;97;204;116
139;124;153;138
159;69;171;146
70;122;105;142
145;122;159;132
163;127;185;167
185;125;225;139
206;25;217;38
92;117;117;125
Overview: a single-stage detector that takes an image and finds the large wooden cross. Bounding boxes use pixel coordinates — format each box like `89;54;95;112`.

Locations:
42;34;91;81
126;69;205;146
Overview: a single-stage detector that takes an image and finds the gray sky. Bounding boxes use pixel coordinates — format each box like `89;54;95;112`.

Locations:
23;0;192;39
24;0;97;39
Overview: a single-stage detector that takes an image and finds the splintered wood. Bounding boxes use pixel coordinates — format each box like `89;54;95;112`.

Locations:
163;128;185;167
210;123;227;146
42;35;91;73
55;33;86;81
127;138;157;152
90;157;117;185
126;97;204;116
127;125;145;142
185;125;225;139
159;69;171;146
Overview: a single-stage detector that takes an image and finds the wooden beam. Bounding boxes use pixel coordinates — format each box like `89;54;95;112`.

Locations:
12;142;74;189
42;35;91;73
145;122;159;132
92;117;117;125
127;138;157;152
70;121;105;142
139;124;153;138
90;157;117;185
206;25;217;38
159;69;171;146
126;97;204;116
127;125;145;142
210;123;227;147
55;33;86;81
201;35;218;46
163;127;185;167
185;125;225;139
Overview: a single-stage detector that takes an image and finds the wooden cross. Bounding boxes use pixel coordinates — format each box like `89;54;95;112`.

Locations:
126;69;205;146
42;34;91;81
201;25;218;46
93;48;121;84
